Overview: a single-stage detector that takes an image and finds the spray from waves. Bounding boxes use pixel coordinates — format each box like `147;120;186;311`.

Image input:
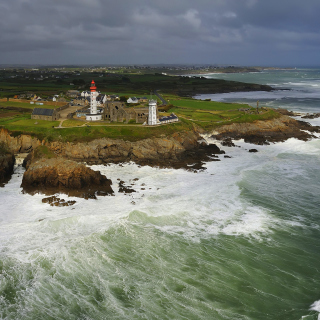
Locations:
310;301;320;320
1;137;320;319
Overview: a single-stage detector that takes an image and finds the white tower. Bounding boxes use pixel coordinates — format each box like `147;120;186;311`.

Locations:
148;99;157;125
86;80;102;121
90;80;97;114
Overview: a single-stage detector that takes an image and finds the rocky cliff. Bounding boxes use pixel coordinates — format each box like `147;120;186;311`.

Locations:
0;128;225;169
21;157;113;198
0;153;15;186
0;128;41;153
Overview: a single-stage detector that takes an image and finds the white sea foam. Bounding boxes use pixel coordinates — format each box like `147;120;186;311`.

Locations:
310;300;320;319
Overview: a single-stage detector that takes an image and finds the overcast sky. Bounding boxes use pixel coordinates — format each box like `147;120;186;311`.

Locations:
0;0;319;66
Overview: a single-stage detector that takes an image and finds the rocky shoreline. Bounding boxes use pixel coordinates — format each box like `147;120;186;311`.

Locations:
210;115;320;145
1;110;319;197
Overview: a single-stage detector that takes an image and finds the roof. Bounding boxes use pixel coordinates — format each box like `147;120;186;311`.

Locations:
32;108;55;116
159;114;178;122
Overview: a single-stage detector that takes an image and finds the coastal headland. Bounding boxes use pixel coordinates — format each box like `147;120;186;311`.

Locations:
0;67;319;197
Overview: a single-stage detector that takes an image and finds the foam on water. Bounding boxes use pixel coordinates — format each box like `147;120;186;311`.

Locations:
2;69;320;319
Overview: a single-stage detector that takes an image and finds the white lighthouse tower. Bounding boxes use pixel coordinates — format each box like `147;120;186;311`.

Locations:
86;80;102;121
148;99;158;125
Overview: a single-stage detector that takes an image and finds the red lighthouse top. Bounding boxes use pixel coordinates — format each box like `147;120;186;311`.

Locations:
90;80;97;92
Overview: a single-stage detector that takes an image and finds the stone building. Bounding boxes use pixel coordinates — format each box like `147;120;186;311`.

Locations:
134;107;150;124
103;101;136;123
31;108;60;121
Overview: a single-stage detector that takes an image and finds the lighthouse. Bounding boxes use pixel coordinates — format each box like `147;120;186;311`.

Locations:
85;80;102;121
148;99;158;125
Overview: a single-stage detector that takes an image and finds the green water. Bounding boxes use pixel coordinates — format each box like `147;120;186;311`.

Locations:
1;69;320;319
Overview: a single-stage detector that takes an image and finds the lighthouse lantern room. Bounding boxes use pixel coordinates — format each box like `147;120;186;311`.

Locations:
85;80;102;121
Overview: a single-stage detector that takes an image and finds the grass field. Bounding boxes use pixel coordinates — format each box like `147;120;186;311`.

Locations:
0;96;281;141
0;101;59;110
0;70;279;142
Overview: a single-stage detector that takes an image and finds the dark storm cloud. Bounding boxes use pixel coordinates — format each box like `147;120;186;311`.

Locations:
0;0;319;65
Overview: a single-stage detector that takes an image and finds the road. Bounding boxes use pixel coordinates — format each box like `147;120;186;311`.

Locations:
154;91;168;105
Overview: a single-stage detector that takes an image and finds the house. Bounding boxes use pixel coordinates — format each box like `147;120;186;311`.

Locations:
66;90;80;98
73;96;89;106
81;91;91;98
31;108;59;121
127;97;139;104
96;94;107;106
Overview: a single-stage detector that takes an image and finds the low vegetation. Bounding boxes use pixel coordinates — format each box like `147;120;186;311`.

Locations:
0;68;280;142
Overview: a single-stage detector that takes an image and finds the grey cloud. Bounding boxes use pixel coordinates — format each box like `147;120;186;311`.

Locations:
0;0;319;65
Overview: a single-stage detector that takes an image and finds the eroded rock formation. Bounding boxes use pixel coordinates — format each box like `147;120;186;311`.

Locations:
21;157;113;198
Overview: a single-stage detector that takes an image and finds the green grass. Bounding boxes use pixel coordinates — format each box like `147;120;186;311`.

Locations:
0;101;57;110
1;117;194;143
5;119;60;128
170;98;248;111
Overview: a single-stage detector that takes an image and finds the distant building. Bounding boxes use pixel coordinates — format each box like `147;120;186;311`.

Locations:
66;90;80;98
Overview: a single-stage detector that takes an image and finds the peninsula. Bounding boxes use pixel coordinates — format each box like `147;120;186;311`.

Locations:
0;66;319;197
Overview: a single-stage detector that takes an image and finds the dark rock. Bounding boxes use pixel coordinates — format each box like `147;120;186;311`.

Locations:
301;113;320;119
42;196;76;207
276;108;297;116
249;149;258;153
221;138;235;147
118;180;135;194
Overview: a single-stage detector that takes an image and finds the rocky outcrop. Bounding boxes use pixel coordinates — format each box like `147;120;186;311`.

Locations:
0;153;15;186
0;128;41;153
211;115;320;145
21;158;113;198
301;113;320;119
48;130;201;164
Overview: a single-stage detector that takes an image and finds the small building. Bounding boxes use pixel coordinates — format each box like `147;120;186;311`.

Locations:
159;113;179;124
31;108;59;121
127;97;139;104
96;94;107;106
66;90;80;98
73;96;89;106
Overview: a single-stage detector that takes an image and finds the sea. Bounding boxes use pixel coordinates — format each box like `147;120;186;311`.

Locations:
1;69;320;320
